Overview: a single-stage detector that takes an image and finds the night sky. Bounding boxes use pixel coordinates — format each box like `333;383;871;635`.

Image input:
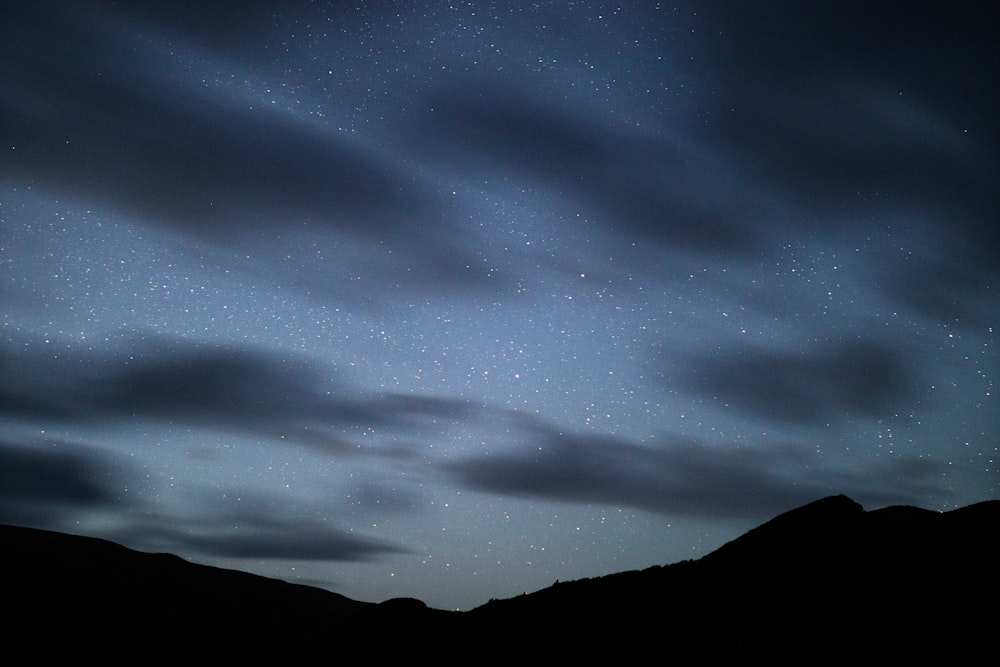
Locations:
2;1;997;610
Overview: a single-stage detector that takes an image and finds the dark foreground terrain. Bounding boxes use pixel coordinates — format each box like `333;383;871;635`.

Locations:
3;495;997;660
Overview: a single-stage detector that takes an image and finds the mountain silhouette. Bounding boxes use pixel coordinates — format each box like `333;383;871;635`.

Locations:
3;495;996;660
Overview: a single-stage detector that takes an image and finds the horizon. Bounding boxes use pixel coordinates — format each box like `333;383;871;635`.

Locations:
4;492;997;609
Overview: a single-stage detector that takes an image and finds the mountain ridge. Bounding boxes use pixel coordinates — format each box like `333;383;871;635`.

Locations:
3;494;997;658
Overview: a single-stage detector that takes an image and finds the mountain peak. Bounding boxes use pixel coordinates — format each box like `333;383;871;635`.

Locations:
702;494;863;562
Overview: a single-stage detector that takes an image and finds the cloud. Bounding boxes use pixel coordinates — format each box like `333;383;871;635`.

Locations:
688;3;997;220
0;335;477;453
0;429;409;563
883;240;1000;329
827;455;955;510
107;512;408;563
670;340;915;425
410;77;759;256
0;437;127;526
443;430;815;519
193;528;405;561
3;6;422;235
442;421;951;519
1;3;493;295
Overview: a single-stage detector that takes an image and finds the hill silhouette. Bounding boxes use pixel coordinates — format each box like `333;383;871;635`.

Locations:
3;495;996;659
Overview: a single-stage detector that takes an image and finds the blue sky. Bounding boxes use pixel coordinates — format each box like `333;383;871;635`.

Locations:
2;1;996;610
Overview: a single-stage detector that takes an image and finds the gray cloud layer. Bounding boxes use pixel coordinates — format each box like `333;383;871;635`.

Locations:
0;433;407;563
0;438;124;526
671;340;916;425
442;422;950;520
103;510;409;563
0;336;473;452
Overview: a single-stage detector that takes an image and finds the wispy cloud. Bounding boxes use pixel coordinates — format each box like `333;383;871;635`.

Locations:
1;335;475;452
670;340;916;425
0;437;128;526
442;419;950;519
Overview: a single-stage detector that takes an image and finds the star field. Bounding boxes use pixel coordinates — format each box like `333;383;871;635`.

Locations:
2;2;997;610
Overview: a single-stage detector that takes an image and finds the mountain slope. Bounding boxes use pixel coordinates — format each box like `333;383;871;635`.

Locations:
1;523;385;660
465;495;999;656
3;495;997;658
